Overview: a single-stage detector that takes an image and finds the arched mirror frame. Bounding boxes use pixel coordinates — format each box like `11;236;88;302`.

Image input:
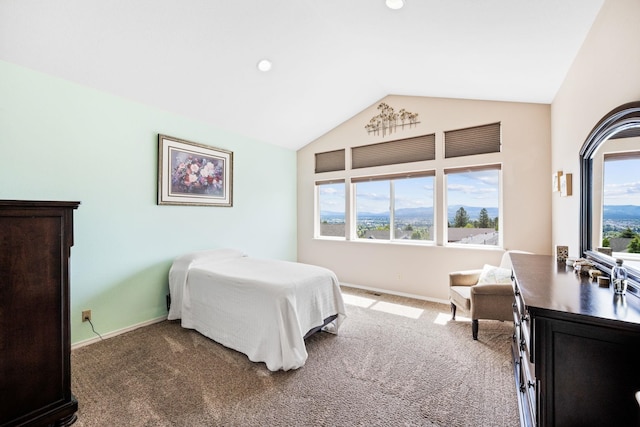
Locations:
580;100;640;292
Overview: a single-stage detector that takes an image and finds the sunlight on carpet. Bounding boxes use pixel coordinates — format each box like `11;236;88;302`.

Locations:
341;293;376;308
370;301;423;319
343;293;424;319
434;312;470;325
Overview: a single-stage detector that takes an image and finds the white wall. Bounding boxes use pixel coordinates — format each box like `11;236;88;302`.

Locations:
297;95;551;302
551;0;640;258
0;60;298;344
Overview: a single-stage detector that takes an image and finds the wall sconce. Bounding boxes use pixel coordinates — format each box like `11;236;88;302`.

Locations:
553;171;572;196
552;171;562;192
560;173;572;197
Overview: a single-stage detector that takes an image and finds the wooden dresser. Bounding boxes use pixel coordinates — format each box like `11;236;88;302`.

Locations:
510;253;640;427
0;200;79;426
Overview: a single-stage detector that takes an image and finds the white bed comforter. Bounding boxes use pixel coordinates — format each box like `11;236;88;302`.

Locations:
167;249;346;371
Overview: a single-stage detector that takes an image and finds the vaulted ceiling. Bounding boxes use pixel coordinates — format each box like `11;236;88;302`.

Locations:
0;0;604;150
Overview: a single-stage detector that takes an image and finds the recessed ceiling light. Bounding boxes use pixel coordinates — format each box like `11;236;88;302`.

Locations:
257;59;272;72
385;0;404;10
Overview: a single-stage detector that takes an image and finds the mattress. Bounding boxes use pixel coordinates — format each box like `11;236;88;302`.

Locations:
167;249;346;371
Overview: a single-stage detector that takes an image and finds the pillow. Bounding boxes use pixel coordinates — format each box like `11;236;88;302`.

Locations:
477;264;512;284
175;248;247;266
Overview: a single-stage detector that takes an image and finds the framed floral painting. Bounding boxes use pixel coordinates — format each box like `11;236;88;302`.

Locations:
157;134;233;206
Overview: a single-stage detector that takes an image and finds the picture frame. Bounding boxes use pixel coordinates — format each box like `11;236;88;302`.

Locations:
157;134;233;206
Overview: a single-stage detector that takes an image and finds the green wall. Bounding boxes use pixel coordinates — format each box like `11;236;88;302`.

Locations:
0;60;298;344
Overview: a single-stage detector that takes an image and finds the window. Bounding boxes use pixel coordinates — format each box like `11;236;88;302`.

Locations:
602;152;640;254
317;180;345;238
354;179;390;239
393;175;434;241
445;165;501;246
353;173;434;241
313;124;503;246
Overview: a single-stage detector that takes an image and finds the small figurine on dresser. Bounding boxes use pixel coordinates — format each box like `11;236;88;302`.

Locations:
611;258;628;295
573;258;594;275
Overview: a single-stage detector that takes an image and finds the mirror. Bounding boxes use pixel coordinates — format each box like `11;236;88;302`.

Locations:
580;101;640;289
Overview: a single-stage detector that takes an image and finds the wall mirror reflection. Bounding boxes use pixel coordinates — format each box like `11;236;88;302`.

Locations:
580;101;640;290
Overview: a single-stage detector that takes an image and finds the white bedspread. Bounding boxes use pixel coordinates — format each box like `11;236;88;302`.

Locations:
167;249;346;371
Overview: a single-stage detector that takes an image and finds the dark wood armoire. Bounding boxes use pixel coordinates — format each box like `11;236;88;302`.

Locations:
0;200;79;426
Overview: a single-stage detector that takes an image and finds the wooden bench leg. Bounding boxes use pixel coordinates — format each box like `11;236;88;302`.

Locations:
450;302;457;320
472;319;479;340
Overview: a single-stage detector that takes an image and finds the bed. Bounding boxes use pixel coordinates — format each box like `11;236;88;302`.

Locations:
167;249;346;371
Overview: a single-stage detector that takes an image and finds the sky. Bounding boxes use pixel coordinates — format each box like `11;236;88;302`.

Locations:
604;158;640;205
319;170;500;214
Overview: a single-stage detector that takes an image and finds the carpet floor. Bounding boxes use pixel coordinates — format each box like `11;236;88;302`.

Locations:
71;287;519;426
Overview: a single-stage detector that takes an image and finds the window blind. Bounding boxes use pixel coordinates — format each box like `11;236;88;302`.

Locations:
444;122;501;158
603;151;640;161
315;178;346;186
315;149;345;173
444;164;501;175
351;133;435;169
610;127;640;140
351;170;435;183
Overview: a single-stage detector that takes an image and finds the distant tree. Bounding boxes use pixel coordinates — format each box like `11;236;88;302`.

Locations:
628;236;640;253
478;208;490;228
411;229;429;240
602;237;610;247
493;217;499;231
453;207;470;228
621;227;636;238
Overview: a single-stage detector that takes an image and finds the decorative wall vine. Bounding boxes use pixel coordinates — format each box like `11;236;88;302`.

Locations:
364;102;420;137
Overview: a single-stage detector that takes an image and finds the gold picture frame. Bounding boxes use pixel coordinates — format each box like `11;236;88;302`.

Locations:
157;134;233;207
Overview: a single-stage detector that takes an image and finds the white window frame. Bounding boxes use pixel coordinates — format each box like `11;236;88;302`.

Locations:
315;179;346;240
351;172;435;243
443;164;502;248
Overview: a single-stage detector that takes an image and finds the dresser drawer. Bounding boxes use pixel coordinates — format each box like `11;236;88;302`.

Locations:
515;352;537;427
513;280;533;363
512;274;537;427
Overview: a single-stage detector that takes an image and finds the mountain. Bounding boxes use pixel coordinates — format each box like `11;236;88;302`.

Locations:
603;205;640;220
321;206;499;222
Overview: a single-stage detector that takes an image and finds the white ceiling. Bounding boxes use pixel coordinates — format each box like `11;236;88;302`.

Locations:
0;0;604;150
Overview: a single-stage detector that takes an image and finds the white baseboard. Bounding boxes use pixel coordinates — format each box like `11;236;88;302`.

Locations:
340;282;449;305
71;286;447;350
72;315;167;350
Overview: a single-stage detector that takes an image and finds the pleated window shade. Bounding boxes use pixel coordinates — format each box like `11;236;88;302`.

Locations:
351;134;436;169
315;149;346;173
603;151;640;161
351;170;435;183
444;123;501;159
610;127;640;140
444;163;501;175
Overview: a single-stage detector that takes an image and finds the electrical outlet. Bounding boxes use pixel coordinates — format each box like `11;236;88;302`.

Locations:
82;310;91;322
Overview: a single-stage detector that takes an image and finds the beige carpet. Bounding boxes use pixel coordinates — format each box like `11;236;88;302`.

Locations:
71;287;519;426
